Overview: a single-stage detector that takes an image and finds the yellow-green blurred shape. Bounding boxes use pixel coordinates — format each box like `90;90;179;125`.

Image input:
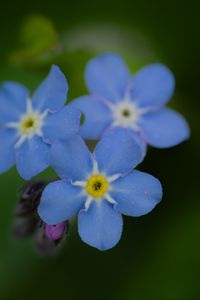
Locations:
9;15;58;65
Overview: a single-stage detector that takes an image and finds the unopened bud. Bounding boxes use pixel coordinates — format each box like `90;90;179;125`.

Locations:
13;214;39;239
34;222;68;256
15;181;48;216
44;222;67;241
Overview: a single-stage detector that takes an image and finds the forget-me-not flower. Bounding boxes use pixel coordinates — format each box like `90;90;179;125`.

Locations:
38;129;162;250
71;53;190;149
0;65;81;179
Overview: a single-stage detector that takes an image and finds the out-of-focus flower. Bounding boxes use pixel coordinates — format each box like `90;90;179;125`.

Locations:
13;181;48;238
38;129;162;251
34;221;68;256
71;53;190;150
15;181;47;216
13;181;68;256
0;65;80;179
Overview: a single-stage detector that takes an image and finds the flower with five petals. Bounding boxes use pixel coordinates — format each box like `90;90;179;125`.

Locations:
38;129;162;250
71;53;190;150
0;65;80;179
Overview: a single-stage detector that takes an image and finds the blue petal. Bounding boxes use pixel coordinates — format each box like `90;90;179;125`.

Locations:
85;53;130;103
129;64;175;108
0;129;18;173
78;199;123;250
2;82;29;111
38;180;86;225
0;82;28;124
42;106;81;144
110;170;162;216
16;136;50;180
50;135;93;181
70;95;112;140
140;108;190;148
94;128;144;176
130;129;147;160
32;65;68;113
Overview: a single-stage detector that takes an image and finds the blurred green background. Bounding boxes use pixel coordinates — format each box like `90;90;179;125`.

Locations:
0;0;199;299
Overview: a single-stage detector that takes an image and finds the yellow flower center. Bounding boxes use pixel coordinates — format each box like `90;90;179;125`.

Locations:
86;175;109;198
20;115;40;135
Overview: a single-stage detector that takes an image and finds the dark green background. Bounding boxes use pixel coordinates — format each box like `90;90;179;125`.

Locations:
0;1;199;299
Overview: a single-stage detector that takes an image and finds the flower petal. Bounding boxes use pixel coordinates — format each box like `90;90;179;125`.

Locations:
129;64;175;108
38;180;85;225
130;130;147;160
2;82;29;110
85;53;130;103
94;128;144;176
0;129;18;173
140;108;190;148
78;199;123;250
16;136;50;180
50;135;93;181
32;65;68;113
70;95;112;140
42;106;81;144
110;170;162;217
0;82;28;124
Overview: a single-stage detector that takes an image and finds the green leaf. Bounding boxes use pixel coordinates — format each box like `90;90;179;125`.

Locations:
9;15;58;65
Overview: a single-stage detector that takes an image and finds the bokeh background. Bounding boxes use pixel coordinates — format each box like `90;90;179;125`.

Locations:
0;0;199;299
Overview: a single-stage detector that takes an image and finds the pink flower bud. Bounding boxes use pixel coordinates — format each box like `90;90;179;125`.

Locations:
44;222;67;241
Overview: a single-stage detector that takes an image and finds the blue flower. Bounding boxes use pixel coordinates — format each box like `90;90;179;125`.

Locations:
38;129;162;250
0;65;81;179
70;53;190;149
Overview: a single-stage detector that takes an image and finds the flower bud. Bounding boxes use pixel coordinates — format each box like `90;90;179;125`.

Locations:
34;222;68;256
44;222;67;241
15;181;48;216
13;214;39;239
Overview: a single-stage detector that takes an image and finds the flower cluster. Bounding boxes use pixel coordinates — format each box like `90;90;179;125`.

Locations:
0;53;190;251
